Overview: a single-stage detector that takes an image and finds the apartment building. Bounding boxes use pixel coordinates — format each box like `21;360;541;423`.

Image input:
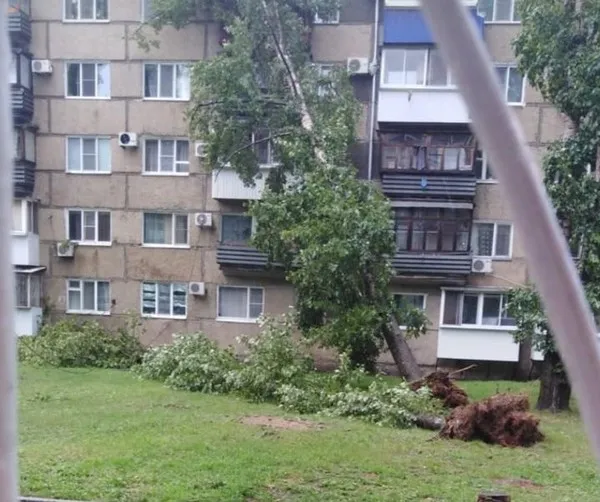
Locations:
13;0;566;375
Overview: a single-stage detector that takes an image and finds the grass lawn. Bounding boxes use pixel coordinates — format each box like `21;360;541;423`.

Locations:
19;366;600;502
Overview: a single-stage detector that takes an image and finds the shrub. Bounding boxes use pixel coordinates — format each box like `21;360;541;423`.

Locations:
229;314;315;401
135;332;238;393
18;316;145;369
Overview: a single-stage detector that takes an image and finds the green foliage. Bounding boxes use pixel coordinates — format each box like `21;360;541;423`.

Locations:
229;314;315;401
135;315;437;428
509;0;600;358
135;333;239;393
19;316;145;370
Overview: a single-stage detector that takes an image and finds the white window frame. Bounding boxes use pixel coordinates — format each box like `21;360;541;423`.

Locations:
66;279;111;315
380;47;455;89
474;150;496;183
141;0;155;21
314;9;340;24
495;64;525;105
478;0;520;24
142;212;190;248
250;130;278;167
11;199;38;236
471;221;513;259
143;62;192;101
394;293;427;329
143;137;190;175
216;285;265;323
66;136;112;174
440;289;516;330
15;271;43;310
140;281;188;319
315;63;335;97
63;0;109;22
66;208;112;246
220;213;256;244
64;61;111;99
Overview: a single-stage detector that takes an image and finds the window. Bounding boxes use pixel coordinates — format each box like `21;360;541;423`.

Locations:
382;47;452;87
141;282;187;318
395;208;472;252
496;65;524;104
10;52;32;89
217;286;264;321
221;214;253;245
66;137;111;173
477;0;520;23
15;272;41;309
314;8;339;24
472;222;512;258
442;291;515;327
12;200;38;234
142;0;155;21
143;213;189;246
67;279;110;314
66;62;110;98
9;0;31;15
381;132;475;172
67;209;111;244
251;130;278;166
144;139;189;174
316;64;335;97
14;128;36;163
474;150;494;181
64;0;108;21
395;293;426;310
144;63;191;100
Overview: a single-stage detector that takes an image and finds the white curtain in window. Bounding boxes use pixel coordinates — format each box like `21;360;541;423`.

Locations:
144;213;167;243
219;287;248;318
176;65;190;99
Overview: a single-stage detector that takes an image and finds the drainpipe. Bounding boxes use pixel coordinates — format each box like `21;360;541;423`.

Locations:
367;0;380;181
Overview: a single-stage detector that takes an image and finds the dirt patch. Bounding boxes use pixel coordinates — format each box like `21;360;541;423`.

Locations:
410;371;469;408
241;416;323;431
440;393;544;447
496;478;543;489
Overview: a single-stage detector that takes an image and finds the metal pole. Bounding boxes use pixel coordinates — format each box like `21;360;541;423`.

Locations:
419;0;600;464
0;0;19;499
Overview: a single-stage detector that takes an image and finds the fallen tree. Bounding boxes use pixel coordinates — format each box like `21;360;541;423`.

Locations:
410;370;469;408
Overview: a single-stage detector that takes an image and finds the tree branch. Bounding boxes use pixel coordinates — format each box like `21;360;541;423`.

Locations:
224;130;294;163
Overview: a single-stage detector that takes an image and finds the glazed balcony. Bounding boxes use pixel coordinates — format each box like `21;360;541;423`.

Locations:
8;1;31;49
13;127;36;198
11;52;33;126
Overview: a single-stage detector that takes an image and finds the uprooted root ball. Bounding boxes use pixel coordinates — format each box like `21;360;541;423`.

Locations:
440;393;544;447
410;371;469;408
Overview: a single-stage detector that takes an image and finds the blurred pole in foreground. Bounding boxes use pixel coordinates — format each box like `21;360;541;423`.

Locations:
419;0;600;464
0;0;19;500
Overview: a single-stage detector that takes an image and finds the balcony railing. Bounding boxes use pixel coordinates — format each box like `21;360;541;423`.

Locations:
13;159;35;198
12;85;34;126
216;244;284;275
8;6;31;48
392;252;472;277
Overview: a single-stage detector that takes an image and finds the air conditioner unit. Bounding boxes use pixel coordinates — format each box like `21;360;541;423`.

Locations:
471;257;493;274
118;132;138;148
189;282;206;296
194;212;213;228
32;59;53;75
56;241;76;258
194;141;207;158
347;57;369;75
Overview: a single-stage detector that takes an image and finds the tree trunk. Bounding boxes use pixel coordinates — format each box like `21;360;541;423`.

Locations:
536;351;571;411
515;340;533;381
383;317;424;380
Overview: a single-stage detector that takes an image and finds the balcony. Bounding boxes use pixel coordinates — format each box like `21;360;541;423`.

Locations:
14;159;35;198
11;52;33;126
379;132;477;200
392;252;471;279
212;169;269;200
8;5;31;49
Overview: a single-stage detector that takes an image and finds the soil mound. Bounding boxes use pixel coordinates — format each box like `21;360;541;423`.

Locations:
410;371;469;408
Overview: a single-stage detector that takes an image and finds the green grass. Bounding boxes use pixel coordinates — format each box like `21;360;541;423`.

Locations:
19;366;600;502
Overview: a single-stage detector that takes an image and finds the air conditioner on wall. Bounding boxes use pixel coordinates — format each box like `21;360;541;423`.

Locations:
32;59;53;75
194;212;213;228
194;141;208;158
189;282;206;296
471;257;493;274
56;241;76;258
346;57;370;75
118;132;138;148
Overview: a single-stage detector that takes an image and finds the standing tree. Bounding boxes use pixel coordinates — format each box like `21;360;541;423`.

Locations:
138;0;428;377
508;0;600;410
